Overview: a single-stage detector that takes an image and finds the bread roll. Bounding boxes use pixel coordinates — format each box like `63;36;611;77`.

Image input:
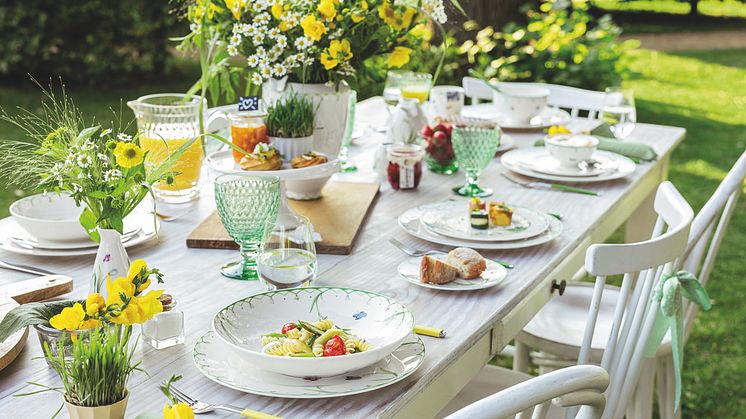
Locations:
446;247;486;279
419;255;458;284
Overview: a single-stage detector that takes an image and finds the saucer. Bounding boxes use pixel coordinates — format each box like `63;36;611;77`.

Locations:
463;106;572;130
519;153;619;178
501;149;636;183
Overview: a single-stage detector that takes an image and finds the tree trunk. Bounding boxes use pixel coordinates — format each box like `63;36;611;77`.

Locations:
688;0;699;16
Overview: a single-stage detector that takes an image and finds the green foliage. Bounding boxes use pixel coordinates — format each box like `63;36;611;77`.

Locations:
0;1;186;84
0;300;79;343
460;0;638;90
266;93;316;138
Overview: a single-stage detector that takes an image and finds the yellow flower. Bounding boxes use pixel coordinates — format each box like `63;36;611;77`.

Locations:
224;0;242;20
85;293;106;317
301;15;326;41
113;142;145;169
378;1;416;30
271;2;283;20
78;318;100;330
318;0;337;21
387;46;412;68
127;259;150;292
361;0;368;10
106;275;136;307
410;23;431;40
163;402;194;419
110;290;164;325
351;11;364;23
50;303;86;331
320;39;352;70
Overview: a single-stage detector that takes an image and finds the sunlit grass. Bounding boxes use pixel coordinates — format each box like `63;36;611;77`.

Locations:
594;0;746;17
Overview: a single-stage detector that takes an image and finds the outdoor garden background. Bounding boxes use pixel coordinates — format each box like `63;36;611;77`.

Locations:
0;0;744;417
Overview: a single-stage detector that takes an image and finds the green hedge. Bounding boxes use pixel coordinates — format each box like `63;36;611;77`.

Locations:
0;1;186;84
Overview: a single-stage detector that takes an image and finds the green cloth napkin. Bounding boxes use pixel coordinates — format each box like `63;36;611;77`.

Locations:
534;123;658;162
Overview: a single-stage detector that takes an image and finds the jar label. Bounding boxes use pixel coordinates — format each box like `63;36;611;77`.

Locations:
399;164;415;189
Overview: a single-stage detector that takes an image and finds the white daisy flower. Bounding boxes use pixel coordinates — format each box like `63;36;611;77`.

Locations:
276;35;287;48
272;63;287;77
117;133;133;142
99;128;112;137
77;154;93;168
228;45;238;56
103;169;122;182
230;34;241;45
268;28;281;39
251;73;264;86
270;44;284;57
190;23;201;33
295;37;312;50
247;55;260;67
97;153;109;162
255;46;267;58
260;65;273;79
252;33;265;45
64;153;75;166
244;24;256;36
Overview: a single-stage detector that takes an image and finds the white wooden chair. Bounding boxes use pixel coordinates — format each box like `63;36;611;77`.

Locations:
461;77;606;119
446;181;694;419
513;151;746;418
441;365;609;419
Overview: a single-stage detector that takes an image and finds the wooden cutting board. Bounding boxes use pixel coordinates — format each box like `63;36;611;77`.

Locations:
187;181;380;255
0;275;74;371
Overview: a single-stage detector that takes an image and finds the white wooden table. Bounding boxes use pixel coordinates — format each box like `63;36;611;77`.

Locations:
0;98;685;418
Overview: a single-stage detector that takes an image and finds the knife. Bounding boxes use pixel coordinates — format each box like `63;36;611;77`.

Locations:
0;259;58;277
501;173;599;196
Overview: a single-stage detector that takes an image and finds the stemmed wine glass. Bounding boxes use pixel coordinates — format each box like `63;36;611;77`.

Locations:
451;124;501;197
257;215;317;290
338;90;358;173
214;174;280;280
602;87;637;140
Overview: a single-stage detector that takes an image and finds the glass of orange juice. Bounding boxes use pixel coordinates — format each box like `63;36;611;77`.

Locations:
128;94;205;203
398;72;433;105
228;111;269;163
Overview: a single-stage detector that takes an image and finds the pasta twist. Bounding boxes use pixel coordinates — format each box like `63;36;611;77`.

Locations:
286;328;302;340
312;329;345;356
299;329;313;344
261;335;281;346
263;338;311;356
346;337;371;353
344;337;357;354
313;318;335;331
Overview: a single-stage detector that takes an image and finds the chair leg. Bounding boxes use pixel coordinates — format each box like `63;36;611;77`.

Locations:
627;358;655;419
514;340;531;373
656;354;681;419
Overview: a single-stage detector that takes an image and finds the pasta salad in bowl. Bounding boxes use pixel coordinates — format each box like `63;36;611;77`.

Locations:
212;287;415;377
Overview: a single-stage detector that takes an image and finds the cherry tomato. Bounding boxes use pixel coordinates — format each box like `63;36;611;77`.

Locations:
281;323;297;334
323;335;347;357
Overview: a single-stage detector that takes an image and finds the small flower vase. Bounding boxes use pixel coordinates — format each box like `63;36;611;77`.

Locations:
90;228;130;294
65;390;129;419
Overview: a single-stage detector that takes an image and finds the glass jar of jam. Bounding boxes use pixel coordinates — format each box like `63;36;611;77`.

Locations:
387;144;424;190
229;111;269;163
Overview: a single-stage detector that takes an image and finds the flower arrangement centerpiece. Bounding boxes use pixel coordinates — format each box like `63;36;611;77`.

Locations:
181;0;452;156
0;86;197;292
1;259;166;419
266;92;317;159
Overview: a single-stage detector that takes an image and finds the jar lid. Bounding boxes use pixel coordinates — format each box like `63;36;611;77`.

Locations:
158;293;174;310
387;144;424;165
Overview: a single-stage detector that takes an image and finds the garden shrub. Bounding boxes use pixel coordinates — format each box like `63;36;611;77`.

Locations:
0;1;186;84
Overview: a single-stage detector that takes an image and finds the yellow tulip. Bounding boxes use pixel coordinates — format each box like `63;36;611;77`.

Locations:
387;46;412;68
163;402;195;419
50;303;86;331
85;293;106;316
301;15;326;41
318;0;337;21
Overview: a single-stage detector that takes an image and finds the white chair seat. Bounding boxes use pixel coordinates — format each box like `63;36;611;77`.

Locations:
437;366;565;419
518;283;671;362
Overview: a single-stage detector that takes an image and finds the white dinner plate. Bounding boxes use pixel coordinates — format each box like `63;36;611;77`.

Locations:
496;134;516;153
397;255;508;291
518;153;619;178
420;201;549;242
193;331;425;399
0;213;159;257
463;105;572;130
206;150;339;180
398;204;563;250
9;220;142;250
501;148;636;183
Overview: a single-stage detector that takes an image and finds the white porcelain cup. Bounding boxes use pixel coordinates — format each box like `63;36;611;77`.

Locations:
545;134;599;167
493;85;550;125
430;85;465;118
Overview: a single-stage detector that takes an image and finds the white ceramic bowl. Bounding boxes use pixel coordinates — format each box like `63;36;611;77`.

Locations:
270;135;315;162
9;193;88;242
492;85;551;124
545;134;599;167
213;287;415;378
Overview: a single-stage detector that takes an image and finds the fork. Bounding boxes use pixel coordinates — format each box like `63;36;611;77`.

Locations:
389;238;514;269
501;172;598;196
170;385;282;419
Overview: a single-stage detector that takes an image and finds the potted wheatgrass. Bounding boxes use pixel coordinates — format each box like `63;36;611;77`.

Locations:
266;92;316;162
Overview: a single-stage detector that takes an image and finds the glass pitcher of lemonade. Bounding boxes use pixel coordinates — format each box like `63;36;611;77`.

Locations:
128;94;205;203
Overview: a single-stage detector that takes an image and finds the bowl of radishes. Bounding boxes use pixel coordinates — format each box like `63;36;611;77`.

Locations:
420;123;458;175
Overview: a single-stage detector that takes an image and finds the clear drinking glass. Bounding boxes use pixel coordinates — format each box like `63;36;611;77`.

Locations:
602;87;637;140
398;72;433;105
451;125;501;197
383;70;404;112
214;174;281;280
257;215;317;290
339;90;358;173
128;94;205;203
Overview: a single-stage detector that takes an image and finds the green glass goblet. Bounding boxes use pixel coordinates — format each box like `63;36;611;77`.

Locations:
215;174;280;280
451;125;501;197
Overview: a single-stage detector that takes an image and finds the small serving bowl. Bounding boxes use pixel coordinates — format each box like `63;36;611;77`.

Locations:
10;193;88;242
492;85;551;125
545;134;599;167
213;287;415;378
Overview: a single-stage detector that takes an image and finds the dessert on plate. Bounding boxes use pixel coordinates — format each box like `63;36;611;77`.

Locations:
239;143;283;171
291;152;328;169
469;197;489;230
489;201;514;227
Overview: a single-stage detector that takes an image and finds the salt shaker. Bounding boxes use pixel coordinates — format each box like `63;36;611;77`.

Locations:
143;294;184;349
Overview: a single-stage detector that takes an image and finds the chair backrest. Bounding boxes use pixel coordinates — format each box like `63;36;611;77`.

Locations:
574;181;694;419
461;77;606;119
679;151;746;341
446;365;609;419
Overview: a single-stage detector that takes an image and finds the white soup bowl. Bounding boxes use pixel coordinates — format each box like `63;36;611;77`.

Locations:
545;134;599;167
10;193;88;242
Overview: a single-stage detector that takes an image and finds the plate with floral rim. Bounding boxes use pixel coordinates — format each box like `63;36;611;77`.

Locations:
193;331;425;399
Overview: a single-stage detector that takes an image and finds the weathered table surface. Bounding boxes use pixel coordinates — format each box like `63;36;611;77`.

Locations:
0;97;685;418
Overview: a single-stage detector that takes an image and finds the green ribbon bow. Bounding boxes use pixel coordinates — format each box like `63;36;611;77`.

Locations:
644;271;711;410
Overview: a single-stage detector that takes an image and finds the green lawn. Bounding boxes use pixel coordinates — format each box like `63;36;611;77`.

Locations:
0;47;744;417
594;0;746;18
